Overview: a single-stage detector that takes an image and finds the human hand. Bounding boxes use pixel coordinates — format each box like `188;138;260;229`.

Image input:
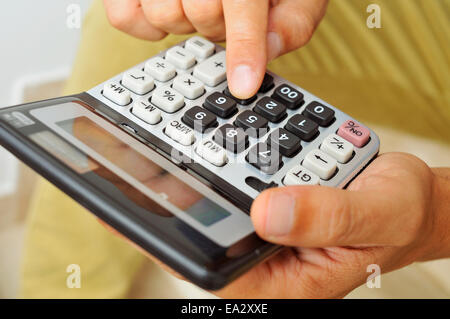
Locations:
103;0;329;98
215;153;450;298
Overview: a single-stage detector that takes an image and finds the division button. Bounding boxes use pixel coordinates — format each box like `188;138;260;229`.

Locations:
283;165;320;186
195;139;228;167
223;86;257;106
203;92;237;118
165;120;195;146
165;46;196;70
254;96;287;122
172;73;205;99
184;36;215;59
235;110;269;138
213;124;248;153
303;101;335;127
193;50;226;86
151;86;184;113
182;106;217;132
320;133;354;163
246;143;282;175
268;128;302;157
337;119;371;148
144;56;176;82
103;82;131;106
122;69;155;95
285;114;319;141
303;149;337;180
258;73;275;93
131;99;162;124
271;84;304;109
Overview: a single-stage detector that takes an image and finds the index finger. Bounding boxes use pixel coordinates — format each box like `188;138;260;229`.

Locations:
222;0;269;99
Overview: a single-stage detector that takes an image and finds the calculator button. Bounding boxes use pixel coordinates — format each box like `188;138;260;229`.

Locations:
258;73;275;93
103;82;131;106
151;86;184;113
254;97;287;122
165;120;195;146
172;73;205;99
182;106;217;132
271;84;304;109
320;134;354;163
193;51;226;86
245;177;278;192
283;165;320;186
131;99;162;124
165;46;196;70
303;101;335;127
184;36;215;59
122;69;155;95
246;143;282;175
203;92;237;118
285;114;319;141
268;128;301;157
223;86;257;106
196;140;228;167
213;124;248;153
337;120;371;148
144;57;176;82
303;149;337;180
235;110;269;138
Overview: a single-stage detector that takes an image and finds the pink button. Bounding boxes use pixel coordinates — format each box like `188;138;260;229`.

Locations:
337;120;370;147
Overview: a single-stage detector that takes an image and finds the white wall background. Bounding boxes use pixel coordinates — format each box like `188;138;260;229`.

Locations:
0;0;92;195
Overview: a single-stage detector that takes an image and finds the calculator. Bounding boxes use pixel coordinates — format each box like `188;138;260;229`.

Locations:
0;36;380;290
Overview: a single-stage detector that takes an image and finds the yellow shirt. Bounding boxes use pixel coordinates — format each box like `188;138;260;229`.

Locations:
21;0;450;298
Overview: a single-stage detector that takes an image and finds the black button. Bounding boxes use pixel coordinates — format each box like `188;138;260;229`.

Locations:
245;176;278;192
254;96;287;122
235;110;269;138
285;114;319;141
246;143;282;175
213;124;248;153
258;73;274;93
182;106;217;132
271;84;304;109
267;128;302;157
224;86;257;105
303;101;335;127
203;92;237;118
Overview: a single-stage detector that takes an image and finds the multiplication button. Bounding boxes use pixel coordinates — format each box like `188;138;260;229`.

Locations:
122;69;154;95
196;140;228;167
151;86;184;113
303;149;337;180
144;57;176;82
103;82;131;106
320;134;354;163
283;165;319;186
131;99;161;124
172;73;204;99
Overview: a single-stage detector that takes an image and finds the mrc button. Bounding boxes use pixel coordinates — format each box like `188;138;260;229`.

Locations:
303;101;335;127
337;119;370;148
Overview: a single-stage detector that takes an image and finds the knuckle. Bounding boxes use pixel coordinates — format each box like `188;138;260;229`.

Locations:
106;9;134;30
147;7;184;27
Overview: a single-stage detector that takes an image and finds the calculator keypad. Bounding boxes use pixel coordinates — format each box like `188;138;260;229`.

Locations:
92;36;378;200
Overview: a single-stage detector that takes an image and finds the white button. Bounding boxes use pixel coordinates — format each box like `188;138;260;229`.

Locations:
144;57;176;82
103;82;131;106
165;120;195;146
131;99;161;124
185;36;215;59
151;86;184;113
172;73;205;99
122;69;155;95
196;140;227;167
283;165;320;186
320;134;354;163
165;46;196;69
193;51;226;87
303;149;337;180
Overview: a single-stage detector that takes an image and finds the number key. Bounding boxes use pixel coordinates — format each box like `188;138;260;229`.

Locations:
303;101;335;127
235;110;269;138
254;96;287;122
246;143;282;175
224;86;257;106
182;106;217;132
271;84;304;109
213;124;248;153
268;128;302;157
203;92;237;118
285;114;319;141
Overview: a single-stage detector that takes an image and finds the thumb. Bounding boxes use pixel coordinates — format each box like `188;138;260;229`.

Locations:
250;185;405;247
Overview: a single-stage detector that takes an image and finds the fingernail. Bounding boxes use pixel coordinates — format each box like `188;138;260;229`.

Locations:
267;32;282;62
264;192;295;237
230;64;258;98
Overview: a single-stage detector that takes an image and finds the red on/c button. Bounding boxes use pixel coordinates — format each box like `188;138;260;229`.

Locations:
337;120;370;147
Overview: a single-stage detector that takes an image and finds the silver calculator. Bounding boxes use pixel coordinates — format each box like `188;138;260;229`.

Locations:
0;36;380;289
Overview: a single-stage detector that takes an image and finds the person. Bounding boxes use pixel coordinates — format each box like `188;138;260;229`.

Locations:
20;0;450;298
